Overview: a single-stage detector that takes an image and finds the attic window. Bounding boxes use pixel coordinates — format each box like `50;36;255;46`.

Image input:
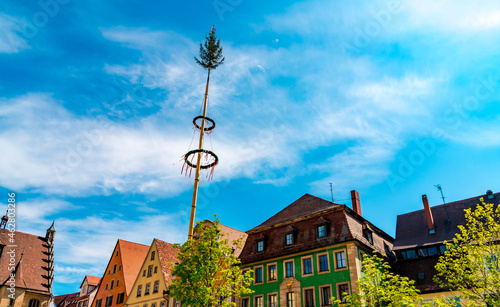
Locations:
363;229;373;245
418;273;425;280
285;233;294;246
257;240;264;252
429;228;435;234
317;225;326;238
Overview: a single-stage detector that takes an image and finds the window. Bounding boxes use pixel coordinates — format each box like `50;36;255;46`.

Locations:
285;261;294;277
335;251;346;269
116;280;119;287
118;265;121;271
151;303;156;307
29;299;40;307
153;281;159;293
254;267;263;283
319;254;329;272
304;289;314;307
110;280;114;290
302;257;313;275
143;304;148;307
268;264;277;281
268;294;277;307
241;298;249;307
143;270;146;277
285;233;293;246
151;251;155;261
427;246;438;256
440;245;447;254
147;265;153;277
105;284;108;290
115;251;119;257
95;299;102;307
418;273;425;279
320;286;331;306
154;266;158;274
116;292;125;305
9;299;15;307
255;296;263;307
317;225;326;238
137;285;142;297
257;240;264;252
113;264;117;274
286;292;294;307
364;230;373;244
145;283;151;295
337;284;349;303
105;296;113;307
160;302;165;307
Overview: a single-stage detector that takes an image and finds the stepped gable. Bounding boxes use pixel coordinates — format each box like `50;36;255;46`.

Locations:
248;194;340;232
393;192;500;250
117;239;150;295
154;239;180;286
0;229;51;294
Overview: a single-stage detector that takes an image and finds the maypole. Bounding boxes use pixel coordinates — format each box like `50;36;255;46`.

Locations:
182;26;224;239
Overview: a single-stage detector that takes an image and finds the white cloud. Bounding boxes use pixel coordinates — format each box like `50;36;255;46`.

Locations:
0;13;29;53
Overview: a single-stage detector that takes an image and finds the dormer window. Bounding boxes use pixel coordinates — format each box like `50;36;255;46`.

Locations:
285;233;293;246
257;240;264;252
317;225;326;238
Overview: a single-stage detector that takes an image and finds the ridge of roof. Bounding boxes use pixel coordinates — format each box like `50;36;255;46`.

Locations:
248;193;341;232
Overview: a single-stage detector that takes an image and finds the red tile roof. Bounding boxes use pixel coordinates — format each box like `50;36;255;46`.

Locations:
117;239;150;295
86;275;101;286
154;239;180;286
0;229;52;294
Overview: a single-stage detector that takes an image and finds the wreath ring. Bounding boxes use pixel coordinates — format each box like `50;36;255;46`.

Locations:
184;149;219;169
193;116;216;132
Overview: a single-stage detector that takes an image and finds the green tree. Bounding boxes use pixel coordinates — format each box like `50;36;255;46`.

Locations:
168;217;253;307
335;253;422;307
434;198;500;306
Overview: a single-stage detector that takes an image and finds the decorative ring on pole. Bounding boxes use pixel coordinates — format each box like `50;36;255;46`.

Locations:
184;149;218;169
193;116;216;134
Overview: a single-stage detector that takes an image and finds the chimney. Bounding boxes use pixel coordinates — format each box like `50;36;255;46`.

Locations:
487;190;494;199
422;195;435;233
351;190;362;216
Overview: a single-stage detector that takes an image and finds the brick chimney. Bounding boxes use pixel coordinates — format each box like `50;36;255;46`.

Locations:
422;195;434;232
351;190;362;216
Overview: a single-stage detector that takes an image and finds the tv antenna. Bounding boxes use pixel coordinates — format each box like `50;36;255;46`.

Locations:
434;184;446;204
329;183;334;202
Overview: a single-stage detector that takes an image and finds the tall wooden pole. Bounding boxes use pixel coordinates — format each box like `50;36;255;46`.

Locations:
188;68;211;239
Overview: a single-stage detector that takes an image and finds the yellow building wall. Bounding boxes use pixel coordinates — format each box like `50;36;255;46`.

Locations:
0;286;51;307
124;241;175;307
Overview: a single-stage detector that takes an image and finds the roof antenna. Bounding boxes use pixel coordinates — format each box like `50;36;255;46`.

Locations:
435;184;446;204
329;183;334;202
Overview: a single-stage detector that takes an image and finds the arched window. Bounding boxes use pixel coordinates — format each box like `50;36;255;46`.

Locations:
29;299;40;307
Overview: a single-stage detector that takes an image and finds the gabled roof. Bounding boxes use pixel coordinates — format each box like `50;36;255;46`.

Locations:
79;275;101;288
155;239;180;286
0;229;51;294
248;194;340;232
393;192;500;250
54;292;80;307
117;239;150;295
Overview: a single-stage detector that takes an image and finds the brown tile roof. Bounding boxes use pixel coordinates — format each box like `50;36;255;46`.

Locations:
54;292;80;307
117;239;150;295
0;229;52;294
239;194;394;264
154;239;180;286
248;194;340;232
393;192;500;250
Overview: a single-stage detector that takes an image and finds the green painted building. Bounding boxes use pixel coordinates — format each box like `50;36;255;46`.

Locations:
238;192;394;307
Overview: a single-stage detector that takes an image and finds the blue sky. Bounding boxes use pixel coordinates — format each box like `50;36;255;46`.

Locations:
1;0;500;295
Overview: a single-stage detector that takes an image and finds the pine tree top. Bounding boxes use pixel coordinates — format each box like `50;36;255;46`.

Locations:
194;26;225;70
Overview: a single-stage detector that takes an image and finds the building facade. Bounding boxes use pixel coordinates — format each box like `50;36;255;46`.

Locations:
0;223;55;307
75;276;100;307
238;192;394;307
124;239;179;307
392;190;500;304
91;240;149;307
